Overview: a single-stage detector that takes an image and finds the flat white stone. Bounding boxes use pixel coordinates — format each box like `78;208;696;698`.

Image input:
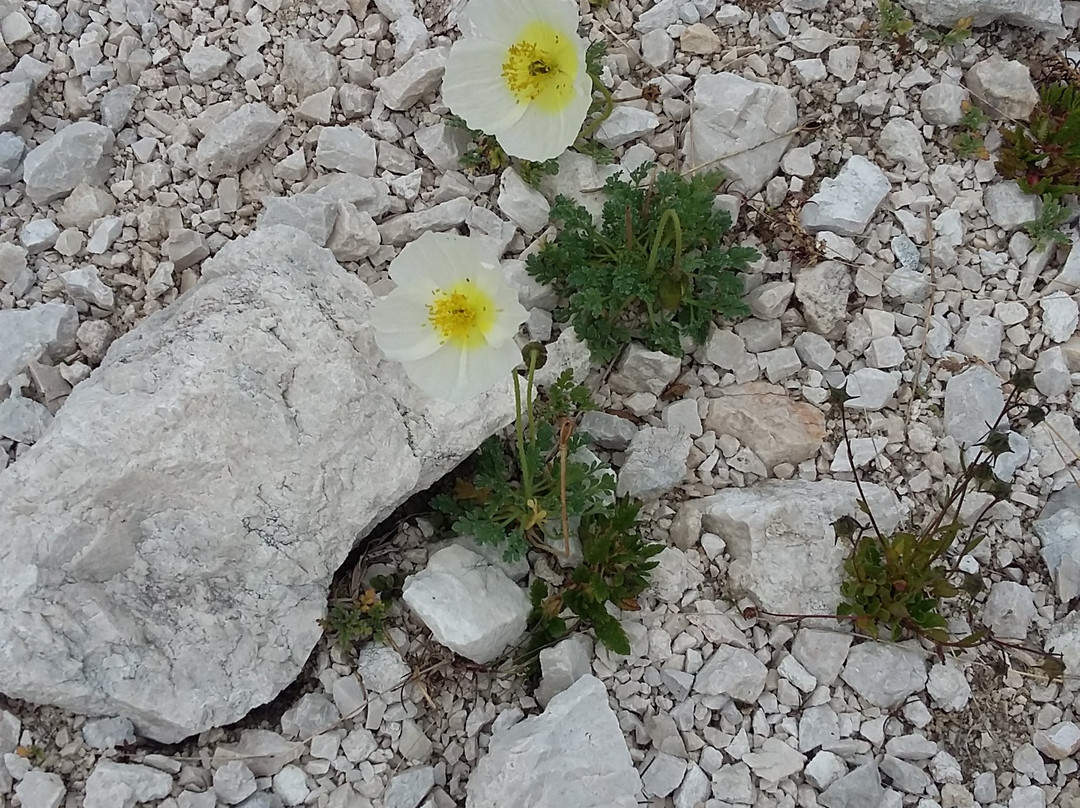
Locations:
15;771;66;808
84;762;172;808
685;72;798;195
926;661;971;711
693;645;768;703
536;635;594;707
497;170;550;235
466;676;640;808
899;0;1064;29
840;643;927;708
688;480;900;616
802;156;890;236
194;103;283;179
943;366;1005;447
403;545;530;664
22;121;114;204
982;581;1036;639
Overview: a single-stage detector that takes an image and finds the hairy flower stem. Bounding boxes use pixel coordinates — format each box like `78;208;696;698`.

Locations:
575;73;614;145
646;209;683;278
513;349;541;502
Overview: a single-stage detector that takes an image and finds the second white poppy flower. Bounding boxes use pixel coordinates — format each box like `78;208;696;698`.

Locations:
442;0;592;162
371;232;528;404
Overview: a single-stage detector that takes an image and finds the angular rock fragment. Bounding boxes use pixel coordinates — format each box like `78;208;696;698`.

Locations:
685;72;798;195
794;261;853;334
258;196;339;247
617;426;692;499
943;366;1004;447
819;761;883;808
281;40;340;99
841;643;927;708
15;771;66;808
1036;490;1080;602
194;103;283;179
0;81;32;132
315;126;377;177
0;131;25;184
899;0;1063;30
965;54;1039;120
683;480;901;616
375;47;448;110
694;645;768;702
22;122;115;204
0;227;513;742
402;545;530;664
801;156;890;236
83;762;172;808
466;676;641;808
704;382;826;470
0;301;79;393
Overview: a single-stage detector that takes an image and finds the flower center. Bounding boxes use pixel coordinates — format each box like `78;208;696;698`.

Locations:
427;279;498;348
501;21;579;113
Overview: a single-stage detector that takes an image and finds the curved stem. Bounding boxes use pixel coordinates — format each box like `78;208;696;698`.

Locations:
513;371;533;501
576;73;614;145
645;209;683;278
525;348;538;447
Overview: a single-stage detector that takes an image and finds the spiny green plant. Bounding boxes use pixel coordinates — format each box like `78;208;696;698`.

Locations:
835;371;1045;644
997;83;1080;200
1022;195;1074;252
527;497;662;655
526;165;759;363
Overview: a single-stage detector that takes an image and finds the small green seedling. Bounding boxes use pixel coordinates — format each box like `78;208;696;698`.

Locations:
835;372;1044;645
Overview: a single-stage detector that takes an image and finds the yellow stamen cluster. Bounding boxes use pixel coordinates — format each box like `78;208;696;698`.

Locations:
427;280;497;347
500;21;578;111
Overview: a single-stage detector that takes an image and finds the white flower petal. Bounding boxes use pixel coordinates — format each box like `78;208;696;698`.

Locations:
389;232;500;289
443;40;527;135
404;339;521;403
482;285;529;344
372;320;444;363
369;287;432;333
495;68;592;161
463;0;579;44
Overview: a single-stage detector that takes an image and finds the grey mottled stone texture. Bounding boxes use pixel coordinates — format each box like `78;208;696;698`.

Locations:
0;226;513;742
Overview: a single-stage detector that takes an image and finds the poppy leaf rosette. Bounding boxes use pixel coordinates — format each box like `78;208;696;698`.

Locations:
371;232;529;403
442;0;592;162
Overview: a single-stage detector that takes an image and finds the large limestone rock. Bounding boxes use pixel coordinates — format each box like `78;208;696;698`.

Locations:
685;72;797;196
674;481;902;616
466;675;641;807
898;0;1062;30
0;226;514;742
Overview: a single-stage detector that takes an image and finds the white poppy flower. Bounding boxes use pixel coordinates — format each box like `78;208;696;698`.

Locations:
442;0;592;162
371;232;529;403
